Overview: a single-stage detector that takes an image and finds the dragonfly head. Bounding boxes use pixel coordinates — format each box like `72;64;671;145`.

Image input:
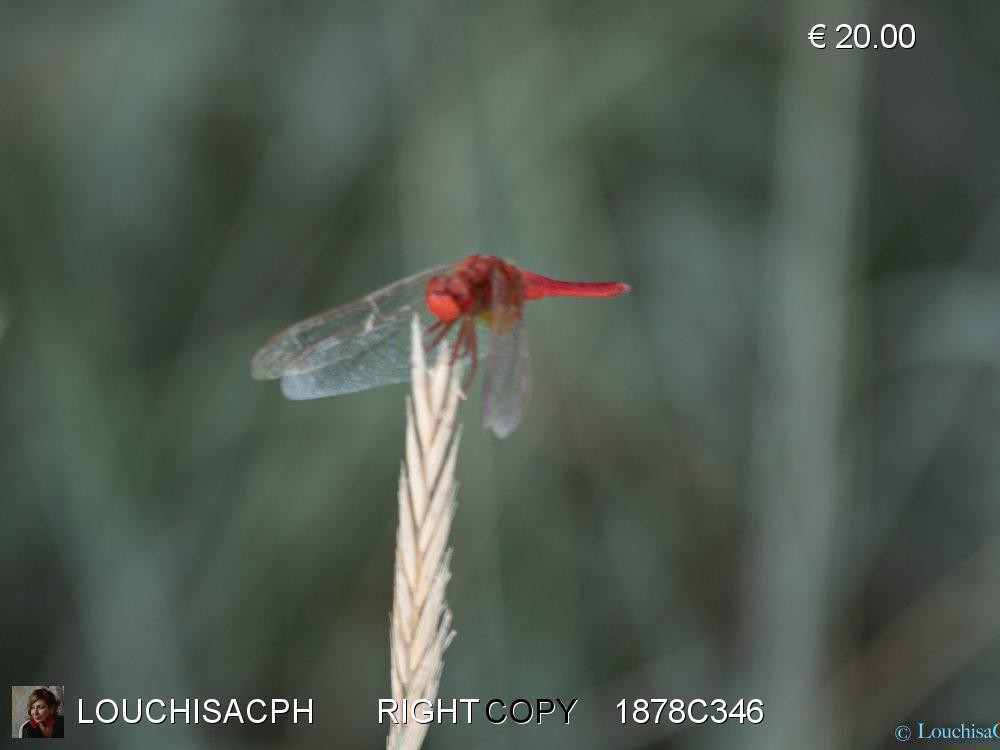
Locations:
425;275;471;323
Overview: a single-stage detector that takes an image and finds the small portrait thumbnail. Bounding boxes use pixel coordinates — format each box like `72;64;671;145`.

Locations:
11;686;65;739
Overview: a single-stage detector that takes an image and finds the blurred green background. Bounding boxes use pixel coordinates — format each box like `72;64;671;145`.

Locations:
3;1;1000;748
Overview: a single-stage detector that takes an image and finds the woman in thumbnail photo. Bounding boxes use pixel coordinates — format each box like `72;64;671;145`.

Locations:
19;688;64;739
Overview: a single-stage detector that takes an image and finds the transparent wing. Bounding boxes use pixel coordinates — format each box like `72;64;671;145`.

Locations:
251;263;453;389
482;265;530;438
281;309;491;400
282;304;433;399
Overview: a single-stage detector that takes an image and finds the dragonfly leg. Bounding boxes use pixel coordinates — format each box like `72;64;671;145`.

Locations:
459;318;477;391
451;318;473;361
424;319;455;352
449;325;464;364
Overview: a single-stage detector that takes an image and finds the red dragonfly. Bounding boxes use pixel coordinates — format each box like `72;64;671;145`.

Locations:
251;255;630;437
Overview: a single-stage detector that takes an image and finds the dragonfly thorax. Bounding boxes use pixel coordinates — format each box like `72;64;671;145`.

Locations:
425;261;497;323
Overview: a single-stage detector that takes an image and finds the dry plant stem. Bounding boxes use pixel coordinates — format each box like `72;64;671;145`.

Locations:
387;317;463;750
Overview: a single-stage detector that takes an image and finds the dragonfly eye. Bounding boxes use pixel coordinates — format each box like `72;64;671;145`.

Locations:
426;281;462;322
